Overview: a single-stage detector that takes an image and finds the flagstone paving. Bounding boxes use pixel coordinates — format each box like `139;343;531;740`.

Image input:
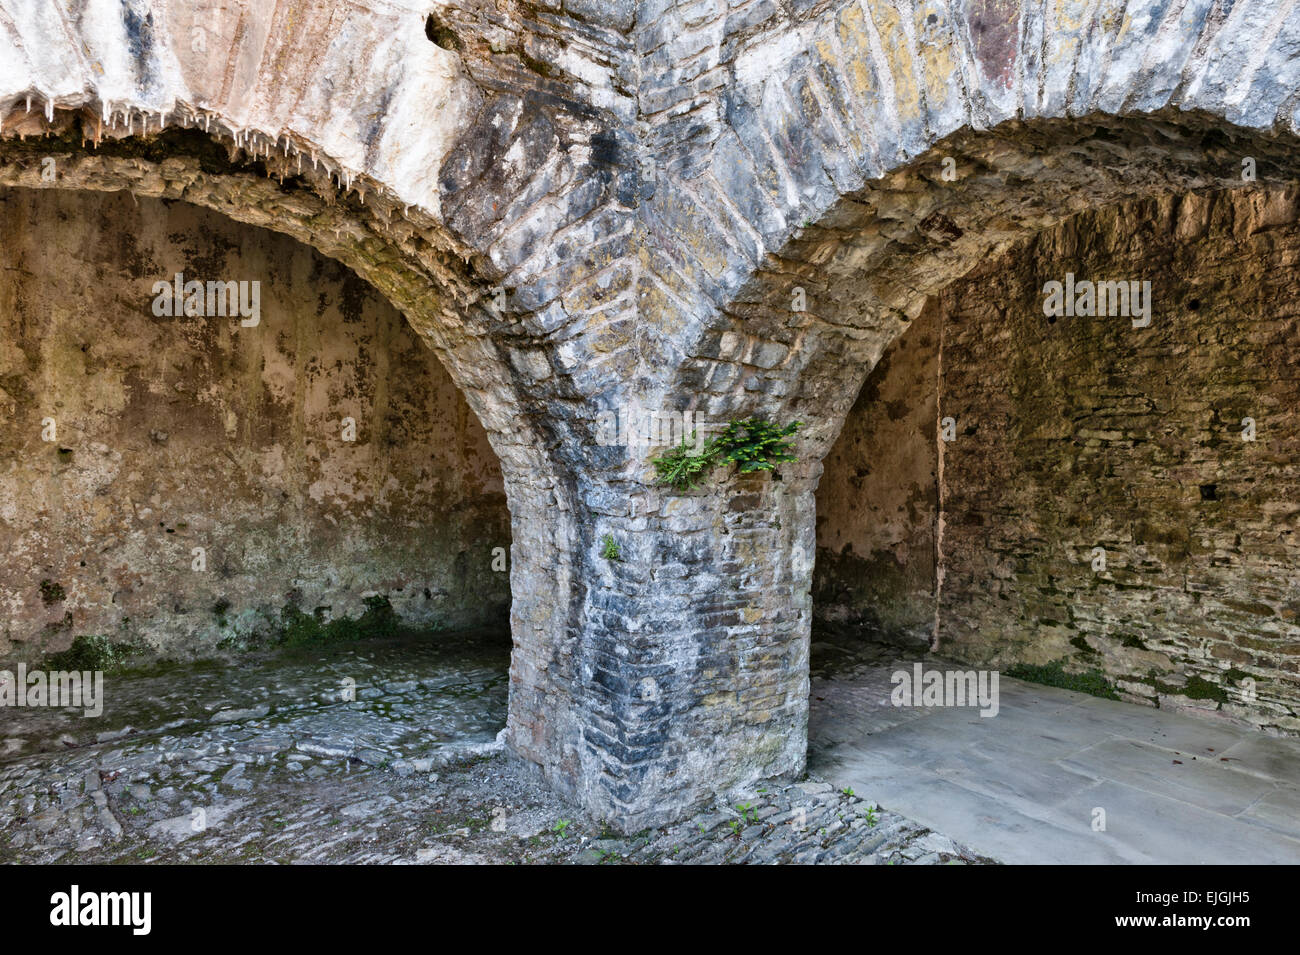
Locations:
808;639;1300;865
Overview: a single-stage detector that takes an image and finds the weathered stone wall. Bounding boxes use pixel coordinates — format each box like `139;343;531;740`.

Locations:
657;110;1300;822
817;185;1300;734
0;188;509;665
4;0;1300;829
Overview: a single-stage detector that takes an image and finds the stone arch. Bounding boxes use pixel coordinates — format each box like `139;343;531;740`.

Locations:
642;0;1300;412
812;180;1300;735
0;0;653;830
648;116;1300;807
7;0;1300;832
0;0;631;821
628;0;1300;821
660;113;1300;805
0;182;513;656
0;0;647;499
681;114;1300;461
0;118;601;790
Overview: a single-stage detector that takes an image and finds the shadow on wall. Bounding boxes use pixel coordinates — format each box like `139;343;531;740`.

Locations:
813;300;940;652
814;186;1300;736
0;188;511;666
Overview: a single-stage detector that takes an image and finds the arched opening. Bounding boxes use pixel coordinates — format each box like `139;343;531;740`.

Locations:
0;178;539;861
0;180;530;858
815;179;1300;726
0;185;512;666
645;109;1300;858
0;115;632;842
807;181;1300;863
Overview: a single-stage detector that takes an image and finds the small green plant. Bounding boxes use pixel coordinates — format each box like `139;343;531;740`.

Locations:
710;418;801;474
736;802;757;824
863;805;879;827
1005;660;1120;700
652;431;716;491
728;819;741;835
600;534;621;561
842;787;855;797
553;819;571;837
279;594;399;647
650;418;802;491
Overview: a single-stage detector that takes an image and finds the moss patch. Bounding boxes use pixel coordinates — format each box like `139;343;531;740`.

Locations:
1136;671;1230;706
212;598;232;628
42;634;144;672
1004;660;1121;700
1182;675;1230;704
279;595;400;647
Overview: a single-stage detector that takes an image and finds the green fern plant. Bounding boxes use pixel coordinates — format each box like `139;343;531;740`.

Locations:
651;419;802;490
710;418;802;474
651;431;717;491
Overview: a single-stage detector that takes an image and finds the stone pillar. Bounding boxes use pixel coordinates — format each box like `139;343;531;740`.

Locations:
498;448;586;796
505;454;817;831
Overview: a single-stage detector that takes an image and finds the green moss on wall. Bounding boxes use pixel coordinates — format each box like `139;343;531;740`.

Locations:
1004;660;1120;700
42;635;145;673
279;595;401;647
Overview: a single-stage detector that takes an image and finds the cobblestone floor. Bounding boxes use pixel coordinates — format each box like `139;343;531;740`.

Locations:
1;629;991;865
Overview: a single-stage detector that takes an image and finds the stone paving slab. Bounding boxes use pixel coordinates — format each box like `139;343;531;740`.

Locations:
1057;739;1278;816
842;771;1134;866
929;743;1105;814
1064;694;1264;755
1239;786;1300;836
1046;780;1300;865
1215;734;1300;787
808;639;1300;865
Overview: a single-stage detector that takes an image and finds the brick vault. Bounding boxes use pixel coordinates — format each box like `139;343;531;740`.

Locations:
3;0;1300;830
